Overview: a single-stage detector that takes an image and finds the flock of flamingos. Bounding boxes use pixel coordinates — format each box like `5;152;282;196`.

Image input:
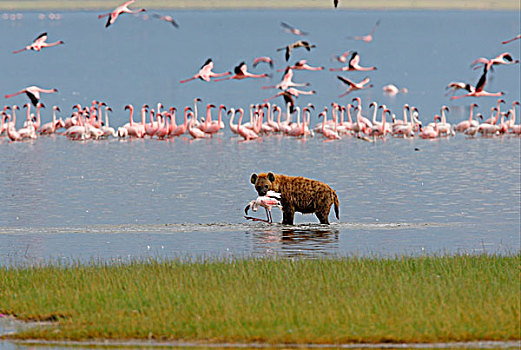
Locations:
1;0;520;142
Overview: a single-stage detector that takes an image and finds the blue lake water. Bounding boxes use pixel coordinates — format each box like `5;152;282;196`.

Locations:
0;9;520;264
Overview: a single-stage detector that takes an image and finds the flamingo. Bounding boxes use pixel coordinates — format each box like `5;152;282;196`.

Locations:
155;112;169;139
39;106;62;135
471;52;519;70
244;191;282;224
152;13;178;28
347;19;381;43
124;105;145;138
451;65;504;99
383;84;408;95
368;106;389;138
332;51;352;63
214;62;269;81
236;108;259;141
280;22;308;36
482;99;505;124
262;67;309;90
445;81;475;96
507;101;520;130
288;59;324;71
180;58;231;83
454;103;479;132
252;56;274;68
502;34;521;45
100;106;116;137
330;51;377;72
4;86;58;106
319;110;341;140
170;107;191;137
263;88;316;111
13;32;64;54
188;109;209;139
98;0;146;28
276;40;316;61
419;116;440;139
436;106;453;136
286;107;307;137
336;76;373;97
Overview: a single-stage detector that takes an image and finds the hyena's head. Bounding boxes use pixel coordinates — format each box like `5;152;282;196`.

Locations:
250;172;276;196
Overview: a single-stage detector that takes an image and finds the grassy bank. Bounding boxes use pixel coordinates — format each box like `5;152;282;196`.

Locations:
0;0;519;11
0;254;519;343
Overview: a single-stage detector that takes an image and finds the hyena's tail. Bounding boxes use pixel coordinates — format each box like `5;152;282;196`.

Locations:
333;191;340;220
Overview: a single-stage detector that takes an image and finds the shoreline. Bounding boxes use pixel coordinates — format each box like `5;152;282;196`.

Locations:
0;1;519;11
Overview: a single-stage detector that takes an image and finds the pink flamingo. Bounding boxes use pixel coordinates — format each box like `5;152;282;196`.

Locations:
98;0;146;28
276;40;316;61
200;104;222;136
368;106;389;137
244;191;282;223
4;86;58;106
155;112;169;139
336;76;373;97
383;84;408;95
39;106;62;134
277;59;324;71
347;20;380;43
180;59;231;83
262;67;309;90
454;103;479;132
124;105;145;138
483;99;505;124
332;51;352;64
152;13;178;28
236;108;259;141
280;22;308;36
451;65;504;99
188;109;209;139
214;62;269;81
286;107;306;137
507;101;520;130
502;34;521;45
253;57;274;69
170;107;191;137
471;52;519;70
329;51;377;72
445;81;475;96
419;116;440;139
13;32;64;54
319;110;341;140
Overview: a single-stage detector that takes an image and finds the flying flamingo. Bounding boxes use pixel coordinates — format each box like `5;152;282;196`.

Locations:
252;56;274;68
98;0;146;28
279;59;324;71
262;67;309;90
4;86;58;106
263;88;316;112
445;81;475;96
347;20;381;43
214;62;269;81
471;52;519;70
152;13;178;28
502;34;521;45
179;58;231;83
329;51;377;72
332;51;352;63
276;40;316;61
280;22;308;36
451;65;504;99
336;76;373;97
13;32;64;54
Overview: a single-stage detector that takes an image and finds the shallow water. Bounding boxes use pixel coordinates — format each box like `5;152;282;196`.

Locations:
0;9;520;264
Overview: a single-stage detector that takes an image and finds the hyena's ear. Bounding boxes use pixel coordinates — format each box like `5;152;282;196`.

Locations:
250;173;258;184
268;172;275;182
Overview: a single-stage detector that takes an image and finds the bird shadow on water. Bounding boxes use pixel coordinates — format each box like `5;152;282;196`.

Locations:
245;224;339;258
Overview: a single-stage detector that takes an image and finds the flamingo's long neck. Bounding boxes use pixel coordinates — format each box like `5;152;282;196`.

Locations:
128;106;134;126
237;109;244;131
346;105;353;124
25;105;31;123
371;103;378;123
403;106;409;124
104;109;110;128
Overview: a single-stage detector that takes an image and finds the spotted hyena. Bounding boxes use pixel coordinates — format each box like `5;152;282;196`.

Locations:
250;172;339;225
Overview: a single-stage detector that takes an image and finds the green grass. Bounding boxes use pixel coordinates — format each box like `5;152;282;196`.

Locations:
0;0;518;11
0;254;519;343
